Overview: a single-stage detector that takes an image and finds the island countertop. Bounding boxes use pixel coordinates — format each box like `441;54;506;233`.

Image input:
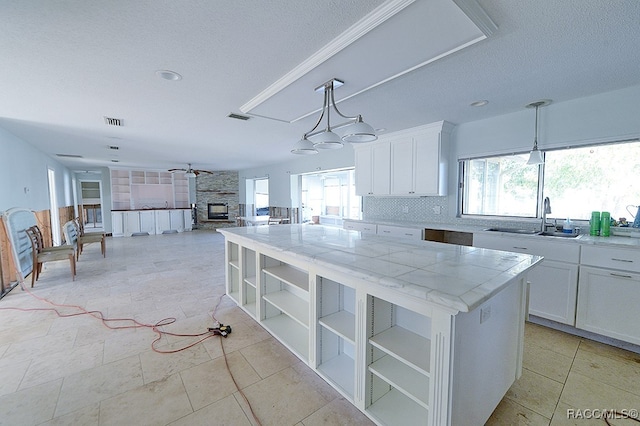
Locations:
218;224;542;312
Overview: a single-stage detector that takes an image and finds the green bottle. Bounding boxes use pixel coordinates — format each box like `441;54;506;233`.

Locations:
590;211;600;236
600;211;610;237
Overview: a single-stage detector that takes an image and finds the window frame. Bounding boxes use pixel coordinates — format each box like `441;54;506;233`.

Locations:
457;138;639;220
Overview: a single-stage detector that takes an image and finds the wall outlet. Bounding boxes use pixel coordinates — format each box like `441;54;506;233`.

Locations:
402;205;409;214
432;205;441;215
480;305;491;324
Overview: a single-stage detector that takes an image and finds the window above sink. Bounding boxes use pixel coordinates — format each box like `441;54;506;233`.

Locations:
459;139;640;221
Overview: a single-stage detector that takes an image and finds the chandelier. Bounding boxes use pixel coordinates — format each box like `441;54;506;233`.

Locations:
291;78;377;155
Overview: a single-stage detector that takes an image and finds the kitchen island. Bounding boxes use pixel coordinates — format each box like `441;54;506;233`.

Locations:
218;224;541;426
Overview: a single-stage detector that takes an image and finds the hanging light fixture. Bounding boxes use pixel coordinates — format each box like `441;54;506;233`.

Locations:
291;78;377;154
526;100;551;165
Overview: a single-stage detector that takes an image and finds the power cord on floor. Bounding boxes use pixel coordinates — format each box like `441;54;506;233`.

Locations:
0;286;262;425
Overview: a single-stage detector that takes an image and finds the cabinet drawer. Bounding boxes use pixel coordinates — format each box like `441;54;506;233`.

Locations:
343;221;377;234
581;245;640;273
377;224;424;240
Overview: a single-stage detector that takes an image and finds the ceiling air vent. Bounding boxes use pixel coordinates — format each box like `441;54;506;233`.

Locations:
104;116;122;126
56;154;83;158
228;113;250;121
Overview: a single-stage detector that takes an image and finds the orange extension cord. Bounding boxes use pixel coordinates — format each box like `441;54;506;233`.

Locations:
0;286;262;425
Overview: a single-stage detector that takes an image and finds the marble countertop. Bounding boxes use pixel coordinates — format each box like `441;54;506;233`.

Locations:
218;224;541;313
343;219;640;248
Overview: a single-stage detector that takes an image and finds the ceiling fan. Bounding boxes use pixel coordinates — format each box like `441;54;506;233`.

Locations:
168;163;213;177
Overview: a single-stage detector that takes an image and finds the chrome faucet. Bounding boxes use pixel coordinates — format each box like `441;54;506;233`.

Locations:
541;197;553;232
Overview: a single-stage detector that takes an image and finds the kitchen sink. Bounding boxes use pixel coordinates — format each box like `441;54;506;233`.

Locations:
485;227;539;235
537;231;581;238
485;227;581;238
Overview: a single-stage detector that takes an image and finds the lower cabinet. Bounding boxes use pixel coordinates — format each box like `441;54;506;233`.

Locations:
473;232;580;325
526;260;579;324
111;209;191;237
576;266;640;345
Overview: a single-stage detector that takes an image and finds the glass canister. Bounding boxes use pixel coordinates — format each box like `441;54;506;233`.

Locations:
590;211;600;236
600;211;611;237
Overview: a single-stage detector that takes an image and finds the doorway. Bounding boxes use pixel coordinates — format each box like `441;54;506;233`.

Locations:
80;180;103;230
254;178;269;215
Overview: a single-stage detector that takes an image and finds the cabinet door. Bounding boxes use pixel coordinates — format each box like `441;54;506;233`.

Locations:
170;210;185;232
577;266;640;345
371;142;391;195
354;147;373;196
413;131;441;195
155;210;171;234
139;211;156;235
111;212;125;237
390;136;414;195
124;212;141;236
183;209;193;231
527;260;578;325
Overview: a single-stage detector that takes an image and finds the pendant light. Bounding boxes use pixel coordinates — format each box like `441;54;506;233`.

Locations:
526;100;551;165
291;78;377;154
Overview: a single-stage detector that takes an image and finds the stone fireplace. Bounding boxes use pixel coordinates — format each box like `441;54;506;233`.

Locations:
195;171;239;230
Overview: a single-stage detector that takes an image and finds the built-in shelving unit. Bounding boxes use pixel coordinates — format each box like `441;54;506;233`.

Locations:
227;242;239;303
219;227;531;426
242;248;257;318
110;170;131;210
261;256;310;360
366;296;431;426
316;276;356;399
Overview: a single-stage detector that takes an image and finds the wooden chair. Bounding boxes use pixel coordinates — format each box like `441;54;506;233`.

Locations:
25;226;75;287
31;224;76;256
74;217;105;259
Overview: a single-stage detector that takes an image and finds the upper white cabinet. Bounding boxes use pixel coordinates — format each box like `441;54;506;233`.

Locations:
355;121;452;196
355;141;391;196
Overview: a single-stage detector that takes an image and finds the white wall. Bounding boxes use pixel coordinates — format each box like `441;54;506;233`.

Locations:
239;147;355;208
0;126;74;212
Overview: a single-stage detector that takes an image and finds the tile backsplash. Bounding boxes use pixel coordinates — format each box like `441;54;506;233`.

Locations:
364;196;451;223
362;196;556;231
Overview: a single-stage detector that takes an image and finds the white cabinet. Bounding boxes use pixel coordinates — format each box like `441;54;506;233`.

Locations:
473;232;580;325
355;121;452;197
155;210;171;234
124;211;142;236
112;209;190;237
576;245;640;345
111;212;125;237
390;124;450;196
355;142;391;196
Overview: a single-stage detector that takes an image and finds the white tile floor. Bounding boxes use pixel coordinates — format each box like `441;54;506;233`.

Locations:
0;230;639;425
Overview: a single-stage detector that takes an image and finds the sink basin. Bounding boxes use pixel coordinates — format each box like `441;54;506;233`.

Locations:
537;231;581;238
485;227;539;235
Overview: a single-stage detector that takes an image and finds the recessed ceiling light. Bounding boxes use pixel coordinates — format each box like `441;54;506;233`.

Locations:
156;70;182;81
470;100;489;107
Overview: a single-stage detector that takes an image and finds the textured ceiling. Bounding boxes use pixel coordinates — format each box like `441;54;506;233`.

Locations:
0;0;639;172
